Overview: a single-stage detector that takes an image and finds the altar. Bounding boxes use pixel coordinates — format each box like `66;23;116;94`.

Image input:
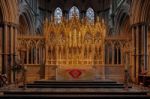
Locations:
43;14;106;81
56;65;96;80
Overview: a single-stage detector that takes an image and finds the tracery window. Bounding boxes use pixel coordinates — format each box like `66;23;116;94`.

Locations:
54;7;62;23
86;8;94;23
69;6;80;19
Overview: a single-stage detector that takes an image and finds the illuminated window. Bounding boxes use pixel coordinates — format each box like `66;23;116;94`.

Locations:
69;6;80;19
54;7;62;23
86;8;94;23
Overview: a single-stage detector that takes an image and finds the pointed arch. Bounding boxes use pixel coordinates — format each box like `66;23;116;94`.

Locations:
86;7;95;23
54;7;63;24
19;3;34;35
0;0;17;23
69;6;80;19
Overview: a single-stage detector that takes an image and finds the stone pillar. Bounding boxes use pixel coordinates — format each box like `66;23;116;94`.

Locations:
45;45;48;65
121;48;124;65
143;25;148;71
131;23;149;83
3;23;8;75
1;22;18;83
35;46;37;64
131;24;140;83
135;25;139;83
0;24;3;74
10;25;14;83
1;23;4;74
112;44;114;65
131;26;136;82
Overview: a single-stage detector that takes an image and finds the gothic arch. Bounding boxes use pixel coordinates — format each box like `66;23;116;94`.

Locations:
114;3;130;35
69;6;80;19
86;7;95;23
54;7;63;23
19;3;34;34
0;0;7;22
140;0;150;23
0;0;17;23
131;0;150;24
19;14;30;35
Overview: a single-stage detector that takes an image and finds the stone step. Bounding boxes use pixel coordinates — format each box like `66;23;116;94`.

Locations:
19;85;132;88
27;83;124;86
1;95;150;99
4;91;147;95
34;80;117;84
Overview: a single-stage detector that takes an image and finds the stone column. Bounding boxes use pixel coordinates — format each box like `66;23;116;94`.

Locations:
10;25;14;83
143;25;148;71
0;24;2;73
131;24;140;83
112;44;114;65
3;23;8;75
121;47;124;65
131;26;136;82
1;22;17;83
35;46;37;64
45;45;48;65
0;24;4;74
102;42;105;79
131;23;149;83
136;25;140;83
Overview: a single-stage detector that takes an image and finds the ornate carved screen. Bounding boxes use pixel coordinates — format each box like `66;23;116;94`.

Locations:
43;15;106;67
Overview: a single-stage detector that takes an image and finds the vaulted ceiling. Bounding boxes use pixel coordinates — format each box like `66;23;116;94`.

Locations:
38;0;111;13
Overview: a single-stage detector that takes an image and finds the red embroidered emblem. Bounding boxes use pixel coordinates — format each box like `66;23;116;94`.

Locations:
68;69;82;79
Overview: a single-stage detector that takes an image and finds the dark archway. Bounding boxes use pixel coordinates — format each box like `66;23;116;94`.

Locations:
19;14;30;35
119;14;130;36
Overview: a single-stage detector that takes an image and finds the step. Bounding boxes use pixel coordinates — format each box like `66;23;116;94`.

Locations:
19;85;132;88
26;83;124;86
1;95;150;99
4;91;147;95
34;80;117;84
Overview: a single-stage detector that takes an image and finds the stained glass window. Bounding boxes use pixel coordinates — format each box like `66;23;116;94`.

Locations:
54;7;62;23
69;6;80;19
86;8;94;23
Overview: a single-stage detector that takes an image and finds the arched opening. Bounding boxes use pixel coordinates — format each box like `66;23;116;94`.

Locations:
116;11;130;35
19;14;30;35
86;7;95;23
18;14;31;65
69;6;80;19
54;7;62;24
119;15;130;37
